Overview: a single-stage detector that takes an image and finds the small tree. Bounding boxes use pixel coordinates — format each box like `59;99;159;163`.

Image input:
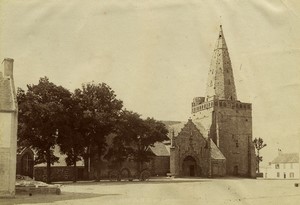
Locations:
253;137;267;173
56;94;85;182
105;110;142;169
111;110;169;172
17;77;71;183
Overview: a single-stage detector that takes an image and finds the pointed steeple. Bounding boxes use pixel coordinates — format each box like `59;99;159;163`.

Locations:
205;25;237;101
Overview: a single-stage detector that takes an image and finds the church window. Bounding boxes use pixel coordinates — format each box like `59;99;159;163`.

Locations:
228;79;231;85
290;172;294;178
227;68;229;73
275;164;280;169
277;172;280;178
236;141;239;148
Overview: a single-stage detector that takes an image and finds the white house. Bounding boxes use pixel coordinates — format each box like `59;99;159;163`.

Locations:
262;150;299;179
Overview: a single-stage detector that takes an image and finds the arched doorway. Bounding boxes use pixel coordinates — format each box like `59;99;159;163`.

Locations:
182;156;197;177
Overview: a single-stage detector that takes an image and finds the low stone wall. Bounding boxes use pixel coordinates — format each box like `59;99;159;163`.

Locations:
34;166;85;182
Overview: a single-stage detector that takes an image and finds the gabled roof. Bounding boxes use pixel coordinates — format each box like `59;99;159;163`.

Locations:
148;142;170;157
17;147;34;156
0;59;17;112
271;153;299;164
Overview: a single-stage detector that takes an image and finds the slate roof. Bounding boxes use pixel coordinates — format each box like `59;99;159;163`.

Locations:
210;139;226;160
35;146;84;167
148;142;170;157
271;153;299;164
193;121;209;138
0;72;15;111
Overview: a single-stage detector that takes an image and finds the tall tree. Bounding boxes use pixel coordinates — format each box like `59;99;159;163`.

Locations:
17;77;71;183
74;82;123;181
253;137;267;173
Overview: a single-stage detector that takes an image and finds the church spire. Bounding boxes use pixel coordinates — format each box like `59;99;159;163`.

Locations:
205;25;237;101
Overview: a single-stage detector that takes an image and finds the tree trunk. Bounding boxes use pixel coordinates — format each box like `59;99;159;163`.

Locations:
46;150;51;184
257;150;260;173
83;154;89;180
73;155;77;182
95;144;102;182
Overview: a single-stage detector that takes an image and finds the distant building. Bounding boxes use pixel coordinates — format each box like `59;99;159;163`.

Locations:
262;150;299;179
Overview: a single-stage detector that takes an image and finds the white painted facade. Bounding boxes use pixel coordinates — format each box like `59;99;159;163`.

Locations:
261;152;299;179
262;162;299;179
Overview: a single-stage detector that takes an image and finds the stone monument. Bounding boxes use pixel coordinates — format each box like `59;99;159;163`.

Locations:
0;58;18;197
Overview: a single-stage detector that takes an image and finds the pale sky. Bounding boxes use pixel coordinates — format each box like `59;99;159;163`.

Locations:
1;0;300;164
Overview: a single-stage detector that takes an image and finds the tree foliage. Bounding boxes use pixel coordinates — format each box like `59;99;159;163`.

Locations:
106;110;169;171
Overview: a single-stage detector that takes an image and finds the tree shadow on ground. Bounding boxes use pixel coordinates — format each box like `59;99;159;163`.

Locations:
0;192;118;205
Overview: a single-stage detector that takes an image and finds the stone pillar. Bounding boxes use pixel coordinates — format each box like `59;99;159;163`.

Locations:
0;58;18;197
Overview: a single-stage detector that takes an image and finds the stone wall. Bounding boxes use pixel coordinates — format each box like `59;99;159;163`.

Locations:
150;156;170;176
34;166;85;182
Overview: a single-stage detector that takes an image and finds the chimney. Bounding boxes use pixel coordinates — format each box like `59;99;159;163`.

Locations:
3;58;14;78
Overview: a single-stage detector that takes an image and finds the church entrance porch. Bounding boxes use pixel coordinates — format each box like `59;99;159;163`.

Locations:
182;156;197;177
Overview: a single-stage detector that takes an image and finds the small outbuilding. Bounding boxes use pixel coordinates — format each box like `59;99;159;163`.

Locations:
16;147;34;178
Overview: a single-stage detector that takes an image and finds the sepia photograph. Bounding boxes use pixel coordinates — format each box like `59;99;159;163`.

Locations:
0;0;300;204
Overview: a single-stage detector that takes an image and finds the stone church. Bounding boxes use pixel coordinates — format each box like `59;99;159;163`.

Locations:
31;26;257;181
169;25;256;178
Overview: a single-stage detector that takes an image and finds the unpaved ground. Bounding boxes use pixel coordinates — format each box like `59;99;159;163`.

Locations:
1;178;300;205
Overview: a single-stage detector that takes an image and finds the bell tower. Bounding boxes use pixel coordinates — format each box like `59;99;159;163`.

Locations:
191;26;256;178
